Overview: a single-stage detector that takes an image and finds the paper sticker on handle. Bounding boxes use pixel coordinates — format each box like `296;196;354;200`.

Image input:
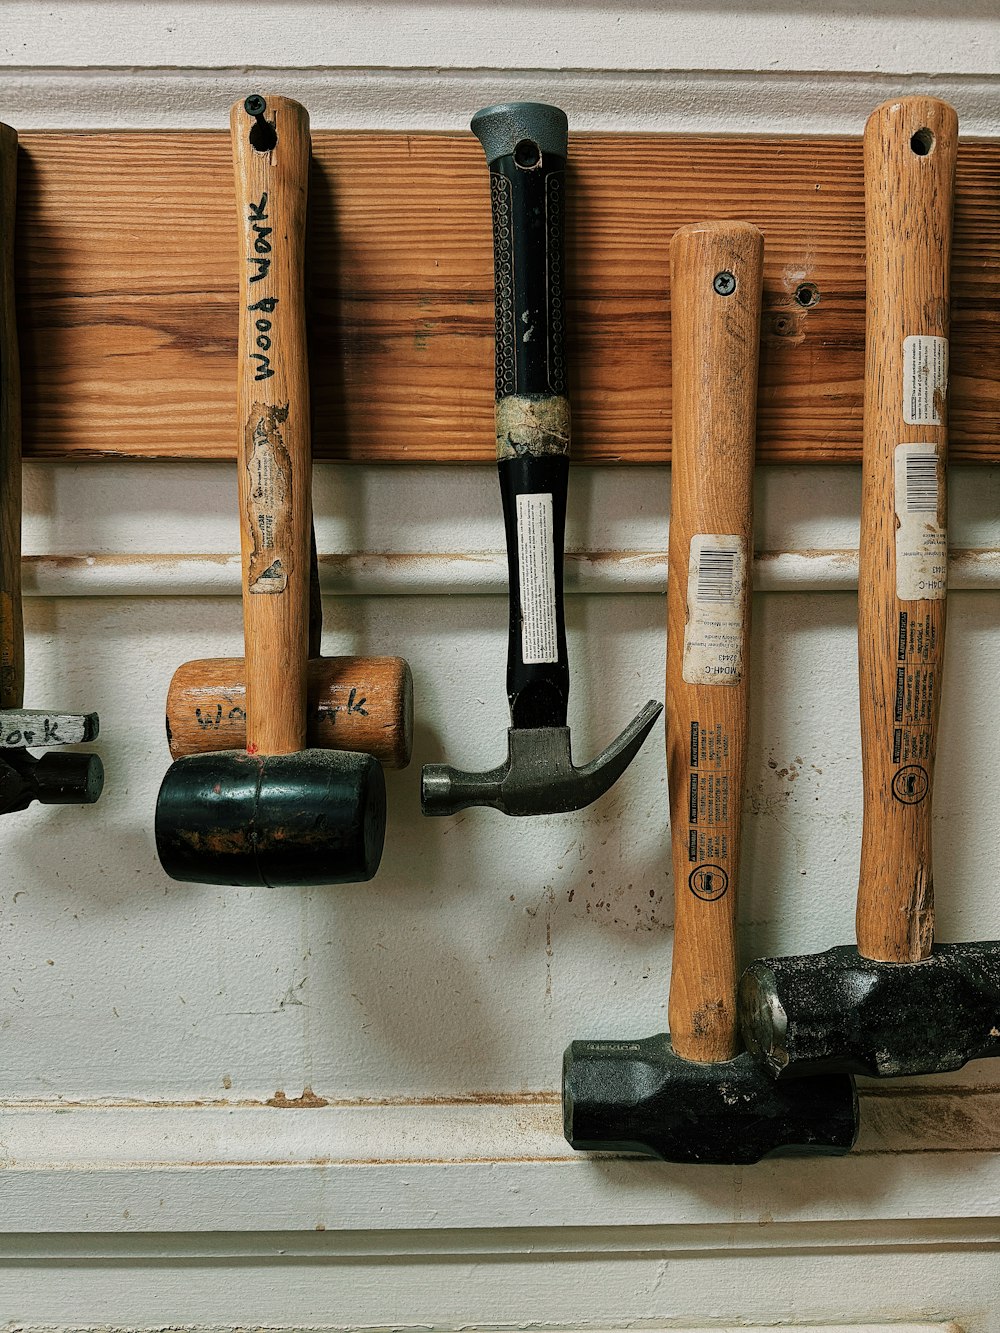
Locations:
894;443;946;601
903;335;948;426
516;492;558;665
683;535;747;685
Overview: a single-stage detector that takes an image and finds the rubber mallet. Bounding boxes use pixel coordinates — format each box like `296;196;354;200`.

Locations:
563;222;858;1161
421;103;661;818
155;95;385;887
0;121;103;814
737;98;997;1079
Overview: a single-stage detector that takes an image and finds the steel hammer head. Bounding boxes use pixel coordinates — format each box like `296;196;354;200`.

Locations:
563;1032;858;1163
738;942;1000;1079
421;701;662;817
0;748;104;815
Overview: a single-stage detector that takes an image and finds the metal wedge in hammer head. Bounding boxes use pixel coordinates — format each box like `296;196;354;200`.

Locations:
0;121;103;816
155;95;385;888
421;102;661;818
738;98;972;1080
564;223;857;1162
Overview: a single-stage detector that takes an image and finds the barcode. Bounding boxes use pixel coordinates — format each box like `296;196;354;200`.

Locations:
696;547;737;602
905;452;939;513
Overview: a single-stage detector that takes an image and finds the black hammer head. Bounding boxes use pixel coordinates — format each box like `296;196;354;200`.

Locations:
421;701;662;817
739;942;1000;1079
155;748;386;887
0;748;104;815
563;1032;858;1163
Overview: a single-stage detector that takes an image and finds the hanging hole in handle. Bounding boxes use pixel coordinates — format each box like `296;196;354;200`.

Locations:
513;138;541;170
910;128;934;156
245;94;278;153
794;282;820;308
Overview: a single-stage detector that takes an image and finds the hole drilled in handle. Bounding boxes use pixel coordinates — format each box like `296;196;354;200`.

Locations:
513;138;541;170
910;128;934;156
795;282;820;308
245;94;278;153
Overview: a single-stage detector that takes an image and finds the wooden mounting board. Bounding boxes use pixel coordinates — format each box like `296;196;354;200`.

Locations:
11;130;1000;464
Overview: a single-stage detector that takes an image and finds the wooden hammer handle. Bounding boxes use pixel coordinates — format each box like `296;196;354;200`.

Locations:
666;222;763;1063
230;95;311;755
856;98;957;963
0;123;22;711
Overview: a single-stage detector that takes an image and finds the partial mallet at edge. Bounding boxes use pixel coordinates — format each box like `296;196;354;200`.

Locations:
736;97;1000;1079
0;121;103;815
563;222;858;1162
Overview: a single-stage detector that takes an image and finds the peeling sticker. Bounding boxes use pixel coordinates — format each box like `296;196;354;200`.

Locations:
683;534;747;685
245;403;292;594
894;444;946;601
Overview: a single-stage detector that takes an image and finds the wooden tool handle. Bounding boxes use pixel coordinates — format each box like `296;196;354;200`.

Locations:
165;655;413;768
231;94;311;755
0;124;22;711
666;221;763;1063
856;98;957;963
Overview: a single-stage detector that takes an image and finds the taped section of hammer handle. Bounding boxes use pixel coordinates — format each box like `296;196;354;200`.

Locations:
666;221;762;1063
165;655;413;769
0;123;22;711
231;94;312;756
856;98;957;964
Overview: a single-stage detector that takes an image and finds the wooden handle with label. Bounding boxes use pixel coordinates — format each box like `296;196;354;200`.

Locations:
856;98;957;963
666;221;763;1062
231;95;311;755
165;655;413;768
0;123;22;711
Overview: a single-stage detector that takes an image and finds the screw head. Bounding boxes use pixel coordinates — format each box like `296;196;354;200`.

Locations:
244;94;267;118
713;271;737;297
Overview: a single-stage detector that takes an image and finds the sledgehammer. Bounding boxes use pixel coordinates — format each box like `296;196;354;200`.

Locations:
155;95;385;887
421;103;661;818
563;223;858;1161
736;98;997;1079
0;121;103;814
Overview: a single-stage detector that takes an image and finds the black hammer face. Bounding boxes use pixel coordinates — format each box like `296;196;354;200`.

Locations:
739;942;1000;1079
562;1032;858;1164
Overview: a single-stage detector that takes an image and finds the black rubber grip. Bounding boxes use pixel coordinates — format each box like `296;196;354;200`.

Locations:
499;454;569;728
487;148;567;399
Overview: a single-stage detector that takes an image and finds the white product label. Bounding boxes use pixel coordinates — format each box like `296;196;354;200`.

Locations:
894;444;946;601
683;535;747;685
903;335;948;426
516;493;559;665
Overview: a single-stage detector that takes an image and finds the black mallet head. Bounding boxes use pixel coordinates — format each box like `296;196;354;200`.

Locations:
0;748;104;815
155;748;386;887
563;1032;858;1164
739;942;1000;1079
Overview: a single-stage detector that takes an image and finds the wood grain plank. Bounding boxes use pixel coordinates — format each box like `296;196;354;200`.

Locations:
10;130;1000;463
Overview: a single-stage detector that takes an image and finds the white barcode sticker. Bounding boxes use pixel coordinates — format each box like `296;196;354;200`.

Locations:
683;535;747;685
903;335;948;426
516;493;559;665
895;443;946;601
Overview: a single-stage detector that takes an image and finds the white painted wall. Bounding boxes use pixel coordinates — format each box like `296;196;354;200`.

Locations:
2;3;1000;1329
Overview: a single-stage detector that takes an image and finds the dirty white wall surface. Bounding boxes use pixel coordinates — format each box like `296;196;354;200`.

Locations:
2;2;1000;1330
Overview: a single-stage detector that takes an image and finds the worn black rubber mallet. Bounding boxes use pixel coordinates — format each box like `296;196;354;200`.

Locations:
737;98;998;1079
421;103;661;818
0;121;103;815
563;222;858;1162
155;95;385;887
